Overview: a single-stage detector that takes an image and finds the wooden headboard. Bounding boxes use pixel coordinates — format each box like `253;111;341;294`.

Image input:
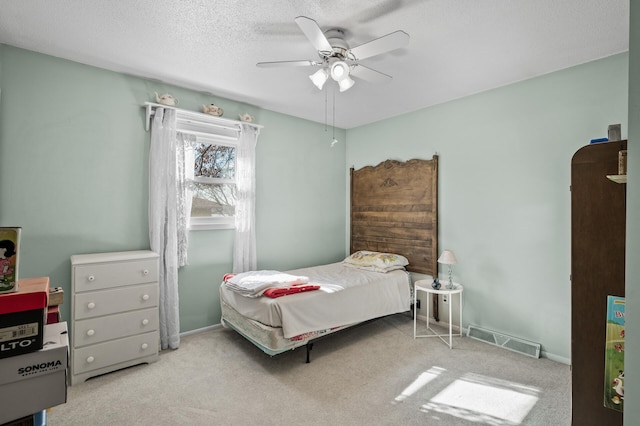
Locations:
350;156;438;275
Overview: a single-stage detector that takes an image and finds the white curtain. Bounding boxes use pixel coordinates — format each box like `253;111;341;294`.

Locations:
149;107;190;350
176;132;194;266
232;123;260;273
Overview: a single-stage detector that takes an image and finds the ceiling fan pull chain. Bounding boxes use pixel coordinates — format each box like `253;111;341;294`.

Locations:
325;83;328;133
331;86;338;147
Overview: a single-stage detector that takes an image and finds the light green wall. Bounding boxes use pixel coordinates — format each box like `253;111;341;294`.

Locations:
255;110;348;271
0;45;346;332
346;53;629;362
624;1;639;424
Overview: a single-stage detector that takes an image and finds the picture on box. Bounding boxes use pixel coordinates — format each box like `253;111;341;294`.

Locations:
0;227;21;293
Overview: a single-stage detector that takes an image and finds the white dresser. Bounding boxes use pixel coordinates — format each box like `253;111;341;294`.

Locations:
70;250;160;385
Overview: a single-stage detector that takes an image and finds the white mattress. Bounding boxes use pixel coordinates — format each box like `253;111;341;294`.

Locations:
219;262;411;339
220;299;353;355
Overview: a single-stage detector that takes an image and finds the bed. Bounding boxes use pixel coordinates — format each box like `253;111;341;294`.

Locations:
220;156;439;361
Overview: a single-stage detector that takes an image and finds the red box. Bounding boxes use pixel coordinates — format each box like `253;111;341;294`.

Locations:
0;277;49;359
46;305;60;324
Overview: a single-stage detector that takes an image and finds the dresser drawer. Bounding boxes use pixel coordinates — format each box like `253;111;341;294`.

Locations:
74;282;158;320
73;307;158;348
73;258;158;292
73;331;159;375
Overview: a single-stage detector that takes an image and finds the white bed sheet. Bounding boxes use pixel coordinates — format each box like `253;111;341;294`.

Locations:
219;262;411;339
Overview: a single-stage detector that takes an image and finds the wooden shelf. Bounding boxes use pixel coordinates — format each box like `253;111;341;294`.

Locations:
606;174;627;184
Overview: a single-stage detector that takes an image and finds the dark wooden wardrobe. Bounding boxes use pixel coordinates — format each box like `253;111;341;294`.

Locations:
571;140;626;425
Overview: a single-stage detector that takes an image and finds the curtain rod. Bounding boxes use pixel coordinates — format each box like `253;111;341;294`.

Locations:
143;102;263;132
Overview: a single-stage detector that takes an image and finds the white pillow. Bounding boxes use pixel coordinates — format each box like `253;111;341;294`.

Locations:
343;263;407;273
343;250;409;272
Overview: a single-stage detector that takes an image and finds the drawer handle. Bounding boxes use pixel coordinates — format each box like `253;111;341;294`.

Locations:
141;343;149;350
142;319;149;326
142;294;150;301
86;329;95;336
143;269;149;276
87;302;96;309
88;275;95;282
86;356;95;363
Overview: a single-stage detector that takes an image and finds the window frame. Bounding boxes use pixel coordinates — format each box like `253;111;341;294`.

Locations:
176;122;241;231
188;137;238;231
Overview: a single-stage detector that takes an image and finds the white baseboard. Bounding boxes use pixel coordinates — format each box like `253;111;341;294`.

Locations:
416;314;463;333
180;323;222;337
540;351;570;365
417;315;570;364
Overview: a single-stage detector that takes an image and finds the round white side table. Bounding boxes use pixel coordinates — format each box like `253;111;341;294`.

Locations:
413;279;463;348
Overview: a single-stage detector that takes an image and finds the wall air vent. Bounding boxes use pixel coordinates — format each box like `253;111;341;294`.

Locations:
467;325;541;358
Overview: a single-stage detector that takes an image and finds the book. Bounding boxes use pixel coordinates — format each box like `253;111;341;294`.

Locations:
0;227;21;293
603;295;625;412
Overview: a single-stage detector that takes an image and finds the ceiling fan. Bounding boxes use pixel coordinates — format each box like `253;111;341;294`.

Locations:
257;16;410;92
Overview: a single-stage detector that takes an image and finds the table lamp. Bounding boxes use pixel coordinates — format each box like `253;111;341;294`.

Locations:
437;250;457;289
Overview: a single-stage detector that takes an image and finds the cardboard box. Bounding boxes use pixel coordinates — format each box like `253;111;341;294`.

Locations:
0;321;68;424
0;277;49;359
48;287;64;306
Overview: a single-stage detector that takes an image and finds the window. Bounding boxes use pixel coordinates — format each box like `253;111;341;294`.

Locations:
189;139;237;230
174;114;242;230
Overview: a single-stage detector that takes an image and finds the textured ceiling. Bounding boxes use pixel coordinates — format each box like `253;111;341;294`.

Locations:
0;0;630;129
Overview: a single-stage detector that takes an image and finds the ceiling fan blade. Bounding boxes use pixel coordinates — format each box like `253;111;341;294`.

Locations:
294;16;333;52
256;60;320;68
350;64;392;83
349;30;410;60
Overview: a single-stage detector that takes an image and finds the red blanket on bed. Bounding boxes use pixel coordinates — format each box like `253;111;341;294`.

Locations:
262;284;321;298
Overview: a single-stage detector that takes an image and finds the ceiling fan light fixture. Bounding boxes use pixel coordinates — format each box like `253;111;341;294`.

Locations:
338;75;355;92
309;68;329;90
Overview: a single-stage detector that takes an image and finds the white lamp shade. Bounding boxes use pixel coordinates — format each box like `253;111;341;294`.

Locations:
309;68;329;90
330;61;350;81
437;250;457;265
338;76;355;92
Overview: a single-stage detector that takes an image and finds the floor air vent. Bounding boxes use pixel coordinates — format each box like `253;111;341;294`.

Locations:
467;325;541;358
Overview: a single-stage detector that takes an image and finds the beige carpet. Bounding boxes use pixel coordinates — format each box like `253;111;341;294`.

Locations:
48;314;570;425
